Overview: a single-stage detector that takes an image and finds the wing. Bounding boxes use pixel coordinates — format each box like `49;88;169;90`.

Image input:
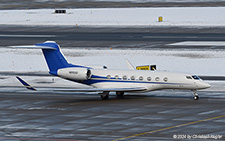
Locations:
16;76;37;91
16;76;147;93
52;87;147;92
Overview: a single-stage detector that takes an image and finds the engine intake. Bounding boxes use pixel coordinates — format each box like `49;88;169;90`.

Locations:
57;67;92;81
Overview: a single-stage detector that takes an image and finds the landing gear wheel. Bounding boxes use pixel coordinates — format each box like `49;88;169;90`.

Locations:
116;92;124;98
193;95;199;100
100;94;109;100
99;91;109;100
192;90;199;100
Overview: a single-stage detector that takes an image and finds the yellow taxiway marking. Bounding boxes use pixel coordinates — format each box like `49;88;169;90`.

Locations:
112;114;225;141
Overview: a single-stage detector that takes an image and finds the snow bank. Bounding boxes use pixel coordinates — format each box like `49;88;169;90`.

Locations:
1;7;225;27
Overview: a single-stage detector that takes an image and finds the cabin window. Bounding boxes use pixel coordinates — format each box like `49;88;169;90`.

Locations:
139;76;143;81
122;75;127;80
192;75;200;80
155;77;160;81
106;75;111;79
131;76;135;80
147;77;151;81
186;76;192;79
115;75;119;79
163;77;168;82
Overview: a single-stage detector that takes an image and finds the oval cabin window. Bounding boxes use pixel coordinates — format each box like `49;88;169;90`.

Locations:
131;76;135;80
106;75;111;79
155;77;160;81
139;76;143;81
163;77;168;82
115;75;119;79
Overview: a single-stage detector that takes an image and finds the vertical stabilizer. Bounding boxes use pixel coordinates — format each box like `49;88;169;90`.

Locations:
35;41;72;75
9;41;89;76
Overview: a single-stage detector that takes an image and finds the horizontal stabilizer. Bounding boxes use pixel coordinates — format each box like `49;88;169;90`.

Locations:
8;45;56;50
0;71;51;76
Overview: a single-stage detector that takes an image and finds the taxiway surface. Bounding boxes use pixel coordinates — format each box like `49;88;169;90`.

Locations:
2;0;225;9
0;90;224;140
1;26;225;49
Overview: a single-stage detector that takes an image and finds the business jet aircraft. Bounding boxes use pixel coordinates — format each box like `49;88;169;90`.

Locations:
11;41;210;100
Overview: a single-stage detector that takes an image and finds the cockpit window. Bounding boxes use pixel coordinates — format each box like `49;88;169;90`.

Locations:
186;76;192;79
192;75;200;80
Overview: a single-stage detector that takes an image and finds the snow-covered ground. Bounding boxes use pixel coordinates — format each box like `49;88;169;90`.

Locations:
1;47;225;75
1;7;225;27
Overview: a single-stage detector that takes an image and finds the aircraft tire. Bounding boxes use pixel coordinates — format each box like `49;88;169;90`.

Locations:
193;95;199;100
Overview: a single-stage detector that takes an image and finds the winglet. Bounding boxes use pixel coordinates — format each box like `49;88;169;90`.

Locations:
125;59;135;70
16;76;37;91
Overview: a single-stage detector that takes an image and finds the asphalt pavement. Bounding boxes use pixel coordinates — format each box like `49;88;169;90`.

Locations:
2;0;225;9
1;26;225;49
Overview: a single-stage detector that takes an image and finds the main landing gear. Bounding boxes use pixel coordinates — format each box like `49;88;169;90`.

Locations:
99;91;125;100
99;91;109;100
116;92;124;98
192;90;199;100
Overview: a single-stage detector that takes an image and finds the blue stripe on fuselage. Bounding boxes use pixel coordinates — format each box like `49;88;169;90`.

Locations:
58;75;188;86
91;75;121;80
82;77;187;86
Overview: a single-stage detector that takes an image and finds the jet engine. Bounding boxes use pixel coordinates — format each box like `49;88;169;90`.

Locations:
57;67;92;81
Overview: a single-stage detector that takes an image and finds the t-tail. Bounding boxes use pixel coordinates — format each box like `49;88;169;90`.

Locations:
36;41;74;75
10;41;89;76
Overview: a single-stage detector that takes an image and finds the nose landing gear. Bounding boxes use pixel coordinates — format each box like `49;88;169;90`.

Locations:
192;90;199;100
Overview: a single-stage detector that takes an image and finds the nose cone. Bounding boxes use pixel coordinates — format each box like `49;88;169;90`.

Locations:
197;81;211;89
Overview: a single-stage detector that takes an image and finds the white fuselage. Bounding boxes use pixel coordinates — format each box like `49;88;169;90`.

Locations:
58;68;210;92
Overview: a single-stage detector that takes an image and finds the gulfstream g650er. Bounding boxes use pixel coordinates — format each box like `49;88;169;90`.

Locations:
11;41;210;100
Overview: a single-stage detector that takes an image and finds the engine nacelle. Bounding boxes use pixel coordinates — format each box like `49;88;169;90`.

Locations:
57;67;92;81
